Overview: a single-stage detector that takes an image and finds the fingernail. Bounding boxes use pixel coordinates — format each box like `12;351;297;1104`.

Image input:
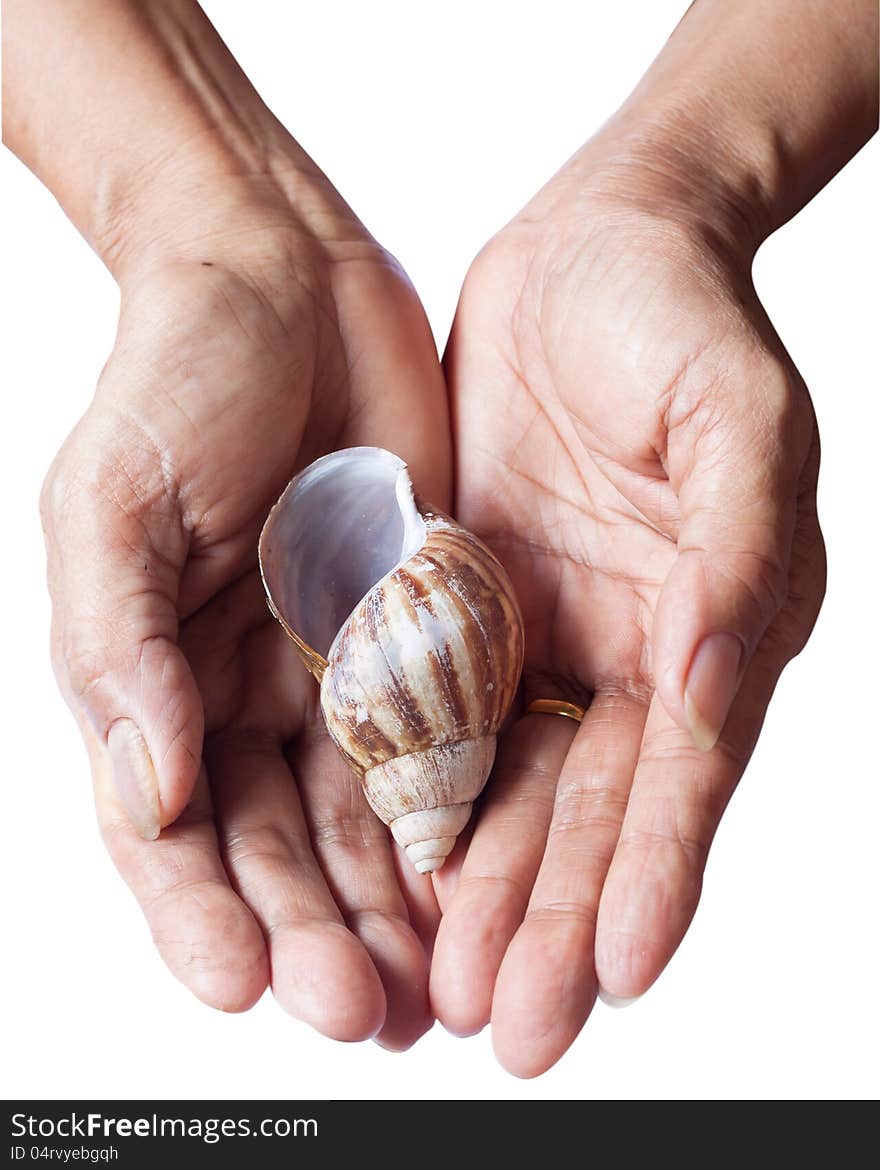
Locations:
107;719;161;840
598;989;639;1009
684;632;743;752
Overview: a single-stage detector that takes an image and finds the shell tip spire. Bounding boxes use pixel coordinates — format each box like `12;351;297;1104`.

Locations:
414;857;446;874
402;833;459;874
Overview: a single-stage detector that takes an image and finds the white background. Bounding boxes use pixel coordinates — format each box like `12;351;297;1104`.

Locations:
1;0;877;1101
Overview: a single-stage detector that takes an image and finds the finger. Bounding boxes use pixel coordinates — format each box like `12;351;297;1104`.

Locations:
87;725;267;1012
428;821;473;914
293;731;433;1051
599;476;825;1005
490;692;646;1077
208;729;386;1043
652;356;813;751
42;421;203;837
331;263;452;509
430;714;574;1038
595;655;783;1002
392;841;442;957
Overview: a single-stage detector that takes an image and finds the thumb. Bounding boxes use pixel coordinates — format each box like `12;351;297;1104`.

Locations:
42;435;203;838
652;362;811;752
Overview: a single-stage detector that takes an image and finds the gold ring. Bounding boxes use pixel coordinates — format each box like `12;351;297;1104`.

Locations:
527;698;586;724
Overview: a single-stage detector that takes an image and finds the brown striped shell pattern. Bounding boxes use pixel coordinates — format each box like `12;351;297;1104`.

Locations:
258;447;524;873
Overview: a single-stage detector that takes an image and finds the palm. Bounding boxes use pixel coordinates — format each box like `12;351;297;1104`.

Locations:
432;211;824;1076
466;415;671;705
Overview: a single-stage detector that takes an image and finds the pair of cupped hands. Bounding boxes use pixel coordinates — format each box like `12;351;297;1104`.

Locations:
42;127;823;1078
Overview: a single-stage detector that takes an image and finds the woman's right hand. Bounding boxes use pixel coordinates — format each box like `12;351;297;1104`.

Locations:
41;172;449;1049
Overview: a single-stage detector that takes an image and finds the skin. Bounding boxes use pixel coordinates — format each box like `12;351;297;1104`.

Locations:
5;0;448;1050
4;0;877;1076
432;187;825;1072
431;0;877;1075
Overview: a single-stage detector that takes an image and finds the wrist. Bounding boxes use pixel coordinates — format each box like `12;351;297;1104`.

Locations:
550;107;778;267
571;0;877;257
530;0;877;266
7;1;365;283
93;140;325;280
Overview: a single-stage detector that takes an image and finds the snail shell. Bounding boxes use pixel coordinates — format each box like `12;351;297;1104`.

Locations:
258;447;524;872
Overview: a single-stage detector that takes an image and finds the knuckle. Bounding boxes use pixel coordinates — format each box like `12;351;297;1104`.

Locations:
143;874;219;919
43;413;180;538
61;626;148;707
109;828;218;915
762;520;827;664
638;727;749;777
345;907;412;939
551;776;630;833
723;547;790;619
527;900;598;933
39;452;80;530
307;810;380;853
758;361;808;428
743;360;814;463
617;826;709;874
669;350;813;475
295;775;382;852
62;630;155;710
62;634;117;706
224;823;312;872
459;870;532;906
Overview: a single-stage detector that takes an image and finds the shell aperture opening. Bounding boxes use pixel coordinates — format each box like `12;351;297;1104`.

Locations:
259;447;427;659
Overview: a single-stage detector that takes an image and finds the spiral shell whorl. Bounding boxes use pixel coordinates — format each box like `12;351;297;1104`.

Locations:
321;517;522;768
362;737;496;871
319;515;523;870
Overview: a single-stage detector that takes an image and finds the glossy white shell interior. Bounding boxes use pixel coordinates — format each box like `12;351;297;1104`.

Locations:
259;447;427;657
